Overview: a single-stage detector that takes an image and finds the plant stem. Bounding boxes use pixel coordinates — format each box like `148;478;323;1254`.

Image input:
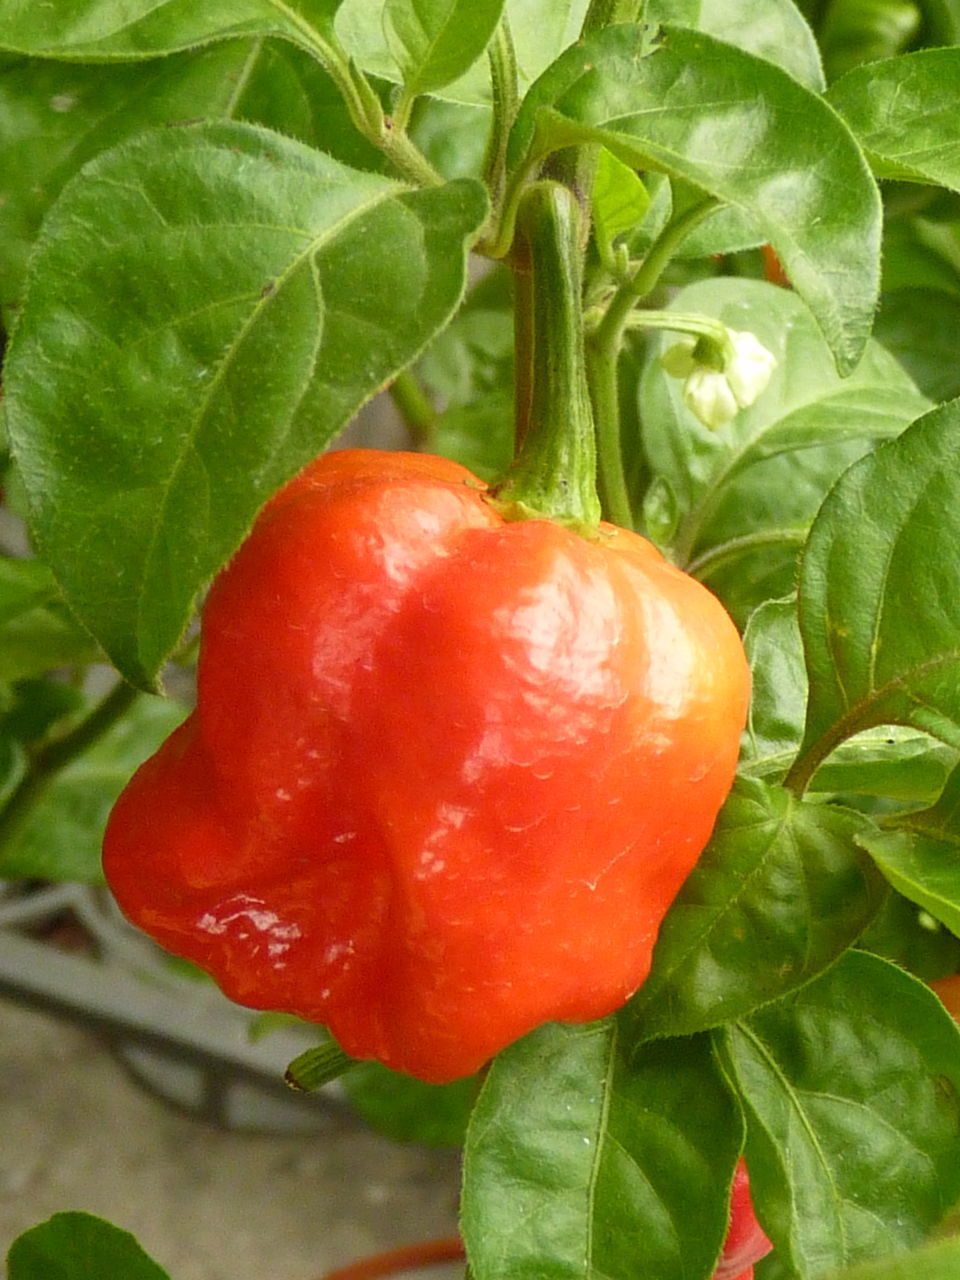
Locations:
492;182;601;532
585;328;634;529
686;527;807;578
292;27;443;187
0;679;139;850
630;197;720;298
389;369;437;447
541;0;644;225
379;118;445;187
284;1042;356;1091
483;17;520;211
585;197;721;530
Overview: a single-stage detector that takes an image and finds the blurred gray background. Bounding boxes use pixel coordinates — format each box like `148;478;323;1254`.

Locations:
0;995;462;1280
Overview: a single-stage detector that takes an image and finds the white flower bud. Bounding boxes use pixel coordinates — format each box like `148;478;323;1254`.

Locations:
724;329;778;408
683;366;739;430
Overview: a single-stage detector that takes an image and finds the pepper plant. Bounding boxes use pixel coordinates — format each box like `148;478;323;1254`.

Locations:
2;1;960;1278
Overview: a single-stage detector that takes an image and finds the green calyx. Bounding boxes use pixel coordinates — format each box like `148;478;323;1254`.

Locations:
489;181;602;536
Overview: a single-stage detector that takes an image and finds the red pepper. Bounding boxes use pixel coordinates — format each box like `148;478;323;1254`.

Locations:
931;973;960;1022
713;1159;774;1280
103;449;749;1082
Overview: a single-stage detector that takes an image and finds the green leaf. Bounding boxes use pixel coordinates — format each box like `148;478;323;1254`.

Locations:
922;0;960;44
416;268;514;405
646;0;825;91
416;265;515;475
881;212;960;298
818;0;920;82
721;951;960;1276
624;778;885;1043
823;1235;960;1280
433;393;515;479
410;96;491;178
0;0;345;58
827;50;960;188
336;0;588;103
592;148;650;264
861;828;960;941
875;288;960;404
741;598;958;801
859;888;960;983
790;400;960;790
507;24;881;373
857;763;960;937
0;558;59;624
462;1020;741;1280
0;558;100;682
4;121;487;687
0;694;187;883
384;0;505;98
7;1212;170;1280
741;598;807;779
0;42;385;321
638;277;928;622
342;1061;479;1146
814;731;957;804
1;678;85;745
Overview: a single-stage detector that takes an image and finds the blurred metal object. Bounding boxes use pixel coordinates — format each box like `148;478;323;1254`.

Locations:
0;879;337;1131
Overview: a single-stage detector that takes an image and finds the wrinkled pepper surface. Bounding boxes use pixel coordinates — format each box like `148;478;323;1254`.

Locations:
103;449;750;1082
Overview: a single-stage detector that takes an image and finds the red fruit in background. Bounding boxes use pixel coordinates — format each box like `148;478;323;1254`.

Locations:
931;973;960;1022
713;1159;773;1280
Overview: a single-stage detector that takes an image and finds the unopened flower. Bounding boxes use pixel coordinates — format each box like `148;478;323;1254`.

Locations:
684;366;739;429
661;325;777;431
724;329;778;409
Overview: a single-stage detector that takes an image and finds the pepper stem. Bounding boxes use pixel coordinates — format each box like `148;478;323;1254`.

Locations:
490;181;601;535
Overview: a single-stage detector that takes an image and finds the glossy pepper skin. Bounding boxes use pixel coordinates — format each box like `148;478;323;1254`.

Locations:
103;449;750;1083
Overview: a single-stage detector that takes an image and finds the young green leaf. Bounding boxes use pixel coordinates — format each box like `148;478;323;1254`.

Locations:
624;778;885;1043
592;148;650;266
721;951;960;1276
507;24;881;373
7;1212;170;1280
462;1020;742;1280
336;0;588;103
826;50;960;189
0;0;345;58
788;400;960;792
4;121;487;688
639;278;928;621
384;0;505;100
